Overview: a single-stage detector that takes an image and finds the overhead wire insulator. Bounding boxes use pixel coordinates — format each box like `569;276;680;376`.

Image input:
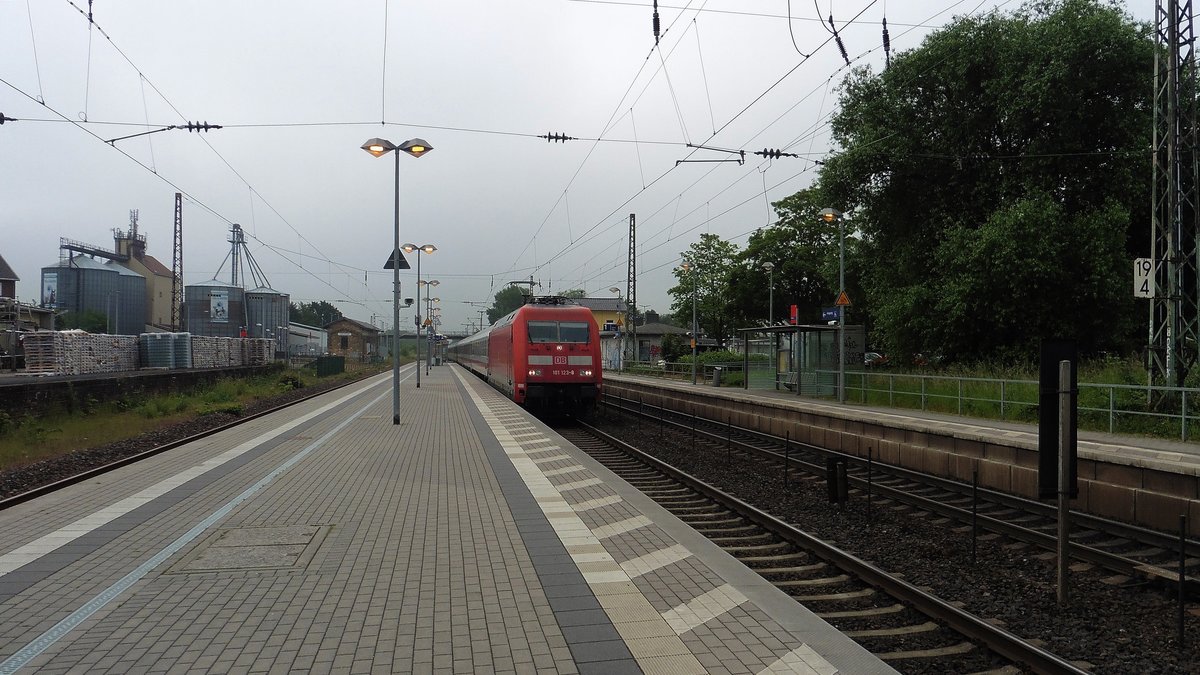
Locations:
0;113;16;125
539;132;578;143
829;15;850;66
882;17;891;68
652;0;661;45
184;121;222;132
754;148;799;159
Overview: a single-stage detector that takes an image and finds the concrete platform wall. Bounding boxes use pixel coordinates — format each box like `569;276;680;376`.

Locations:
606;380;1200;538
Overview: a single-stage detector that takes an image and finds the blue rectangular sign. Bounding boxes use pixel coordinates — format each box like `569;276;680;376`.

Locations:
821;307;838;322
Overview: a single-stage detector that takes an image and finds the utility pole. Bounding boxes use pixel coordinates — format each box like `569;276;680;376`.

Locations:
1150;0;1200;390
171;193;183;331
626;213;637;363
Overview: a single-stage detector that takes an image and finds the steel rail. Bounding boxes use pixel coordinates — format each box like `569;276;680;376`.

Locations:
579;420;1091;675
0;371;379;511
605;395;1200;590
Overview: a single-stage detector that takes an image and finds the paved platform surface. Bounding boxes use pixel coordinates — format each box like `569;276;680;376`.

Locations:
0;364;894;674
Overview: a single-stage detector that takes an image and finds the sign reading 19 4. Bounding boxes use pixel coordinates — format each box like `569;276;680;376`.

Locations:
1134;258;1154;299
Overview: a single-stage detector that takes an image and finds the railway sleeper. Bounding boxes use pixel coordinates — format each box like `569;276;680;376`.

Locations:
739;551;810;565
772;574;851;588
792;588;877;602
708;533;776;547
876;641;976;660
816;603;906;619
756;562;828;576
693;525;760;537
844;621;940;638
725;542;791;555
667;504;724;514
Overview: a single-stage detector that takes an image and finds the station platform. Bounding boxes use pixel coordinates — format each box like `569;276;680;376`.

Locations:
604;372;1200;537
0;364;893;674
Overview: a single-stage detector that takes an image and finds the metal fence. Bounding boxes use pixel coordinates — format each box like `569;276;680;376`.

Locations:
609;362;1200;442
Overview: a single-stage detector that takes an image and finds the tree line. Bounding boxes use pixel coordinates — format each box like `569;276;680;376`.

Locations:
671;0;1161;368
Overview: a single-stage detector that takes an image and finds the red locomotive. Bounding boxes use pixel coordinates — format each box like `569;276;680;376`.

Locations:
448;297;602;414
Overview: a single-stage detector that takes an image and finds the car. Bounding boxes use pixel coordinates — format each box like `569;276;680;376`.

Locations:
864;351;889;367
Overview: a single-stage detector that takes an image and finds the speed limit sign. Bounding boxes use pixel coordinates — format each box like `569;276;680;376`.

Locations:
1134;258;1154;298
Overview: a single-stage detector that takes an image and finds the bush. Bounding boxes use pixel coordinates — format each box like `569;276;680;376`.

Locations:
278;373;305;391
720;372;745;387
198;402;243;417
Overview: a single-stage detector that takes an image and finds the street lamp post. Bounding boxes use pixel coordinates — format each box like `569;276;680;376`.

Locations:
361;137;433;425
424;293;441;375
762;261;775;326
679;259;698;385
820;207;845;403
609;286;623;370
403;244;437;388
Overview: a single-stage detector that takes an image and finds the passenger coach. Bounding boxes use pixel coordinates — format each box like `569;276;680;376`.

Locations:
448;296;601;413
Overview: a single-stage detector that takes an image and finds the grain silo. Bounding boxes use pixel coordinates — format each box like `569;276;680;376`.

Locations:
183;279;245;338
41;256;118;331
106;261;147;335
245;286;290;351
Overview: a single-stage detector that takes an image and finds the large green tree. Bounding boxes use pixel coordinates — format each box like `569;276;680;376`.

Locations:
290;301;342;327
819;0;1151;362
670;234;741;347
487;285;527;323
730;188;865;329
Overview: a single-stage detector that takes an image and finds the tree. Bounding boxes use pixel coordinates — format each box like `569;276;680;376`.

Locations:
487;286;527;323
560;288;587;299
290;301;342;327
730;188;858;329
659;333;687;362
819;0;1151;362
670;234;740;347
56;310;108;333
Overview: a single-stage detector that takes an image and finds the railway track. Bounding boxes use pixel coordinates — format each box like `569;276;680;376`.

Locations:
0;372;375;510
559;420;1091;674
603;394;1200;596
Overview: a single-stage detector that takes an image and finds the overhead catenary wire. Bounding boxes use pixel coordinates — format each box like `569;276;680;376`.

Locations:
23;0;1030;314
548;0;1008;294
55;0;386;307
24;0;45;103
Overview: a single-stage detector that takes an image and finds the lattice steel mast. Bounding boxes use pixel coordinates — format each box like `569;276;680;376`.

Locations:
171;192;183;331
1150;0;1200;388
626;213;636;363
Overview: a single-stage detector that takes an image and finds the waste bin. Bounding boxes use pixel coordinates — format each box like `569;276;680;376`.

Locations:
711;366;722;387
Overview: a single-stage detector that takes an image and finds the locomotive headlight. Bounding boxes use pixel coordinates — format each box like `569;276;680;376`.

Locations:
580;369;593;377
528;368;542;376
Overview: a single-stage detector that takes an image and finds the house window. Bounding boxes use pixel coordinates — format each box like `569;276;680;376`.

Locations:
340;335;349;350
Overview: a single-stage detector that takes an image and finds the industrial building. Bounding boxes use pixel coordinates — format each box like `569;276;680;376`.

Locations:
35;210;179;335
41;255;145;336
113;216;176;328
182;224;290;342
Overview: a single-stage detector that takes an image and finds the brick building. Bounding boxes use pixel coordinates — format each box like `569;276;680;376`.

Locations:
326;318;381;362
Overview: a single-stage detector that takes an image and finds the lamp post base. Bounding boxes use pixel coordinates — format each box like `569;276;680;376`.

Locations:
392;414;400;425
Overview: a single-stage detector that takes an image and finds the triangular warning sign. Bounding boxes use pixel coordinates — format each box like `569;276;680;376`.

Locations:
835;291;851;306
383;250;411;270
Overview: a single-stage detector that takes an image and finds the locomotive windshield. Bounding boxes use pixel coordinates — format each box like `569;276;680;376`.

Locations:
559;322;590;343
527;321;590;343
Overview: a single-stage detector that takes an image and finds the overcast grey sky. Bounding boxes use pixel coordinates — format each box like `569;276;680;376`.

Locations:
1;0;1148;332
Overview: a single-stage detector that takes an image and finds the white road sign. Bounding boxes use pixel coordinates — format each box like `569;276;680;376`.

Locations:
1134;258;1154;298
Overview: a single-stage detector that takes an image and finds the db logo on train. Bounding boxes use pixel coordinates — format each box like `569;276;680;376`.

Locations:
554;356;567;364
